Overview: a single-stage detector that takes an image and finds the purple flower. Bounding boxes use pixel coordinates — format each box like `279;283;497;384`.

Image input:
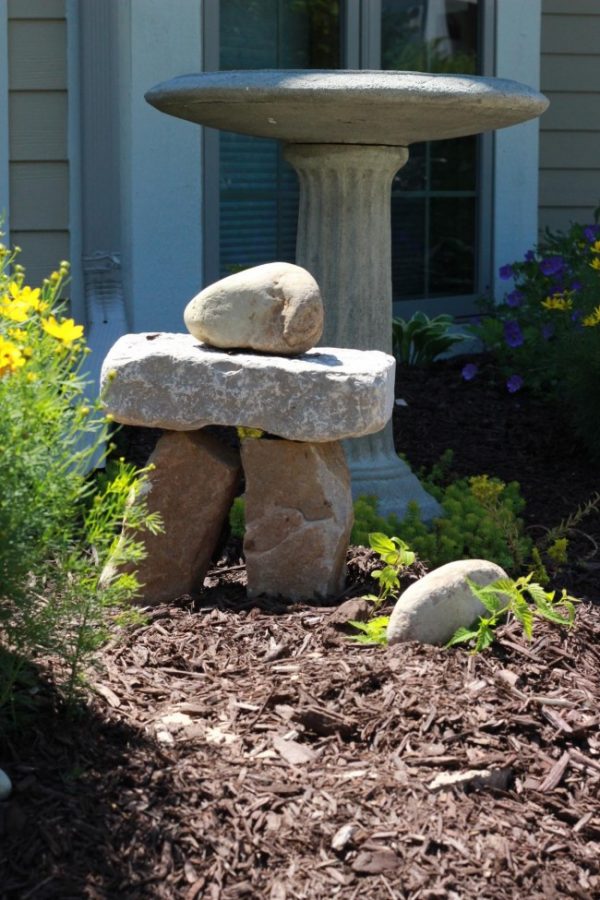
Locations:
572;309;582;322
540;255;565;277
541;323;555;341
525;250;535;263
461;362;478;382
499;264;514;280
506;289;524;308
571;279;583;292
584;225;599;243
506;374;524;394
504;320;524;348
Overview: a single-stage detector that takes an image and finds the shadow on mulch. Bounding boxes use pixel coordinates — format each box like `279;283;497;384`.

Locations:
0;667;182;899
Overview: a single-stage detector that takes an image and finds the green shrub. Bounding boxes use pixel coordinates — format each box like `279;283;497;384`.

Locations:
0;241;159;714
353;470;531;574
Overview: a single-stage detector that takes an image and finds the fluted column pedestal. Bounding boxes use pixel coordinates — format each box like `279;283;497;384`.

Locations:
284;143;441;521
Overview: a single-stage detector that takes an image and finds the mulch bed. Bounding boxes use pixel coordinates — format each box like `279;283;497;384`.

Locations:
1;355;599;898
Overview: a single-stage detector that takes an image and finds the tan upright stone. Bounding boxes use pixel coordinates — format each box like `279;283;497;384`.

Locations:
242;439;353;601
106;430;241;605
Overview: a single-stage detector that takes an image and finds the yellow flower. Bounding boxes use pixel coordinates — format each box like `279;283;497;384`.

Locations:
590;240;600;254
7;328;27;342
0;282;48;321
582;305;600;327
0;335;26;376
41;315;84;347
541;293;573;311
590;257;600;271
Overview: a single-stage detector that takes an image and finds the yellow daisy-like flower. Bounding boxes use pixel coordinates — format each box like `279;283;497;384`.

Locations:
0;335;26;376
590;257;600;271
41;315;84;347
541;293;573;311
590;239;600;254
582;305;600;328
0;282;48;321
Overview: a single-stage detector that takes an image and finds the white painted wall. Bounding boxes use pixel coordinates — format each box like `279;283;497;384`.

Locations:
117;0;203;333
0;0;10;234
493;0;543;299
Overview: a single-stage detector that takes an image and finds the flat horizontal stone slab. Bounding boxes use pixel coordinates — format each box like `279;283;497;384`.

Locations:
101;333;395;442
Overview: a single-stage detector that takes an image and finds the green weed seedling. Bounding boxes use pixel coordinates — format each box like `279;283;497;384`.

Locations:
447;574;578;653
364;532;415;610
347;616;389;645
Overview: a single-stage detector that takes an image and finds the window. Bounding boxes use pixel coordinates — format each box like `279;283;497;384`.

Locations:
203;0;491;314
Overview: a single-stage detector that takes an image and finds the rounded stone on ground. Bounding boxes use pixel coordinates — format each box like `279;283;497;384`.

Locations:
184;262;323;355
386;559;508;646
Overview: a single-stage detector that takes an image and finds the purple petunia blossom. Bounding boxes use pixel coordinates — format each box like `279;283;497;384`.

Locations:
506;374;524;393
504;320;524;348
584;225;600;243
541;323;555;341
461;362;478;382
525;250;535;262
499;264;514;280
540;255;565;277
506;289;524;308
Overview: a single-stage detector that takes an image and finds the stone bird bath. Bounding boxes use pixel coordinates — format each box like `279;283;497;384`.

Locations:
146;70;548;519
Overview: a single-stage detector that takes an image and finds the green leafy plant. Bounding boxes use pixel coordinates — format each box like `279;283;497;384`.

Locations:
347;616;389;645
0;239;160;716
392;311;466;366
362;532;415;610
447;575;578;653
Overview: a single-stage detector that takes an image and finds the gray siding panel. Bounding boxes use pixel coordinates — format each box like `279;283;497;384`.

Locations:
9;91;68;159
11;230;70;285
540;55;600;91
8;20;67;90
541;92;600;131
539;1;600;234
540;131;600;169
542;14;600;54
8;0;65;17
9;162;69;230
7;2;69;283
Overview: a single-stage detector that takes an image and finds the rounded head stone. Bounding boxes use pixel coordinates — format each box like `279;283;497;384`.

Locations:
146;69;549;146
184;262;324;355
387;559;509;646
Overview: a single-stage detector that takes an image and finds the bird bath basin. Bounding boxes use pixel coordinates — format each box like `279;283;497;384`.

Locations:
146;70;548;518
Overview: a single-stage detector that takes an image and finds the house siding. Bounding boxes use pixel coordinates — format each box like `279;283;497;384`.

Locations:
539;0;600;233
7;0;69;285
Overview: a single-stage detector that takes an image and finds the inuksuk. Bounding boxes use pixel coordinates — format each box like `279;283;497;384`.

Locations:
101;262;396;605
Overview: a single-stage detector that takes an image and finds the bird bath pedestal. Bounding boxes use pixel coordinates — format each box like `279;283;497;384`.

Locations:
146;70;548;519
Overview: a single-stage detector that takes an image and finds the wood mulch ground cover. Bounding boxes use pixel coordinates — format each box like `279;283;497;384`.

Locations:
1;355;599;899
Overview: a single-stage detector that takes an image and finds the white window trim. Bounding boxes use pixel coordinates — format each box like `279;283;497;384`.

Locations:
492;0;542;300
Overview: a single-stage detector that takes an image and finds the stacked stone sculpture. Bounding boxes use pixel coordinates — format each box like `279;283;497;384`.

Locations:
101;262;396;605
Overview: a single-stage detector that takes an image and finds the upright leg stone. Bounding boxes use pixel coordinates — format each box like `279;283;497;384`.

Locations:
106;430;241;605
242;439;353;601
